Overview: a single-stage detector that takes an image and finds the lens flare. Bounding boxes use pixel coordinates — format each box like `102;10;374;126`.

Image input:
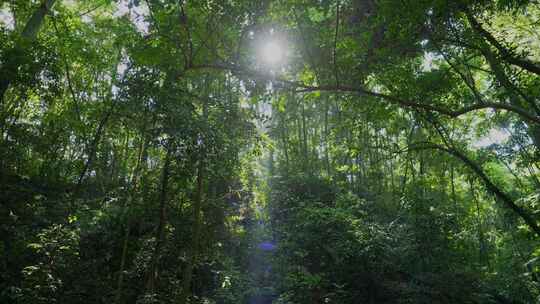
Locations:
261;41;283;65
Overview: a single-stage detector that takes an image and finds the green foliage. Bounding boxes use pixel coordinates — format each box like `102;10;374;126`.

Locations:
1;0;540;303
17;224;80;303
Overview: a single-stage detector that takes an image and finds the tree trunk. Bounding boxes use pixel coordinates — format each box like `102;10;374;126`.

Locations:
145;147;172;293
115;133;148;304
179;158;204;304
301;100;309;173
324;98;331;177
76;101;116;188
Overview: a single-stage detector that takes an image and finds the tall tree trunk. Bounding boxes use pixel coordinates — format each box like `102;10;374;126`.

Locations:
301;100;309;173
145;146;172;293
324;98;331;177
179;158;204;304
470;179;489;267
450;164;460;231
0;0;57;103
115;135;147;304
280;112;289;173
179;78;208;304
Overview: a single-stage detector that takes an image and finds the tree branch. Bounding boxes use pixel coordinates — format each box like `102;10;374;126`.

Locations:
466;9;540;76
406;142;540;237
187;63;540;124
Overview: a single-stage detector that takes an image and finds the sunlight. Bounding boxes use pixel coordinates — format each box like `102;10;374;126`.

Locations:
260;40;284;65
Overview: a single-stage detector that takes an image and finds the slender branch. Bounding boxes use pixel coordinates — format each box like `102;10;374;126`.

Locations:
78;3;105;17
436;45;485;104
406;142;540;237
51;15;84;131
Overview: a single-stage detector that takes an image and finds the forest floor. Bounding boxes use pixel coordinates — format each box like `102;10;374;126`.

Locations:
246;217;278;304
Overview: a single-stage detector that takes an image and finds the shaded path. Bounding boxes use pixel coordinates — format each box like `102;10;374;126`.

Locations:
245;219;278;304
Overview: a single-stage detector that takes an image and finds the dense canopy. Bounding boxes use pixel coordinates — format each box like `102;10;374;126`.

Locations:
1;0;540;303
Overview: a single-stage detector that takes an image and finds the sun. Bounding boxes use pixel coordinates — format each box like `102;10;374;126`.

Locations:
260;41;284;65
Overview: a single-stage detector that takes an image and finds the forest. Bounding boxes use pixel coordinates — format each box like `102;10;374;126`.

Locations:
1;0;540;303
